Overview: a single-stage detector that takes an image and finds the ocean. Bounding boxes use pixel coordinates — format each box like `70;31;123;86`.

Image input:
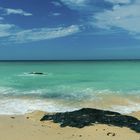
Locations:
0;61;140;115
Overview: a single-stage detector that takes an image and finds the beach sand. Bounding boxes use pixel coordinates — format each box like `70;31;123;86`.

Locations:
0;111;140;140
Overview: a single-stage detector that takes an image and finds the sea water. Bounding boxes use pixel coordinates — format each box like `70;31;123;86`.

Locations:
0;61;140;115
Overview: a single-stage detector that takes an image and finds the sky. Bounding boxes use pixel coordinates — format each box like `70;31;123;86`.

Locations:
0;0;140;60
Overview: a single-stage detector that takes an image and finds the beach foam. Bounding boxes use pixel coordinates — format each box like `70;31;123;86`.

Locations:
0;98;79;115
0;96;140;115
111;102;140;114
0;86;140;115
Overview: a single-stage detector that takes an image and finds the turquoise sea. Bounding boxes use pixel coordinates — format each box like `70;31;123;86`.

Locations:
0;61;140;115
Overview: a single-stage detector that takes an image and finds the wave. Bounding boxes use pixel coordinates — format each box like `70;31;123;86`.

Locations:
0;98;78;115
0;86;140;115
111;102;140;114
0;86;140;100
0;86;102;100
0;97;140;115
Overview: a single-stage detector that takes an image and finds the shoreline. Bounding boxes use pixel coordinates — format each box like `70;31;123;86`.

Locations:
0;109;140;140
1;94;140;115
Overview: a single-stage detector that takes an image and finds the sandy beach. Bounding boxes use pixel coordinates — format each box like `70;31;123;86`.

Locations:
0;110;140;140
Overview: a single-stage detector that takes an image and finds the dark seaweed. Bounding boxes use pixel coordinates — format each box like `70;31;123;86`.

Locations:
40;108;140;133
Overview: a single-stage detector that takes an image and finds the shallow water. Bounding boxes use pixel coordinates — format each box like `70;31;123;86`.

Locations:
0;61;140;114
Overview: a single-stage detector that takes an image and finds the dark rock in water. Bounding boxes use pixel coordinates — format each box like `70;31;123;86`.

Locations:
29;72;44;75
40;108;140;133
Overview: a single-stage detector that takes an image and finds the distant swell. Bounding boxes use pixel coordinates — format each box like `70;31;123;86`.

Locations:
0;86;140;100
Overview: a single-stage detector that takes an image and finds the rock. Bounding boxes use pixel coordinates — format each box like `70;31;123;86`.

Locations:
40;108;140;133
107;132;116;136
29;72;44;75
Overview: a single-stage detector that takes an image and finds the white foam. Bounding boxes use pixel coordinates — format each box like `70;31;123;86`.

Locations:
0;86;140;115
0;98;78;115
0;87;16;95
0;86;46;96
0;97;140;115
111;102;140;114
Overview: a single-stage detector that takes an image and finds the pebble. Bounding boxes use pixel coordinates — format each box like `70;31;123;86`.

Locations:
107;132;116;136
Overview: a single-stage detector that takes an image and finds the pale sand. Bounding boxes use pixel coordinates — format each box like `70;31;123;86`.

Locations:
0;111;140;140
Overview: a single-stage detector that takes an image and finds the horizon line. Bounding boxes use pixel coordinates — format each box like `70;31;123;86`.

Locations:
1;59;140;62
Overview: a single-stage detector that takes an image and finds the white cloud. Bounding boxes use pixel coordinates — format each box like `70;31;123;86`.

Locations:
52;13;61;16
60;0;89;9
105;0;131;4
11;25;80;43
52;1;62;7
0;7;32;16
0;24;15;37
0;17;4;20
0;24;80;44
91;1;140;38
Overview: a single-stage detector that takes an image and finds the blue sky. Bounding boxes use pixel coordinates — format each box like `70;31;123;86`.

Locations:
0;0;140;60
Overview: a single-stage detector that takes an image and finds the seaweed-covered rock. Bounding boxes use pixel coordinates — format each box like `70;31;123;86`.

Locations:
40;108;140;133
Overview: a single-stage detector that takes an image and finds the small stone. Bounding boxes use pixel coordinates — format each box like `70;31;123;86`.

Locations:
107;132;116;136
